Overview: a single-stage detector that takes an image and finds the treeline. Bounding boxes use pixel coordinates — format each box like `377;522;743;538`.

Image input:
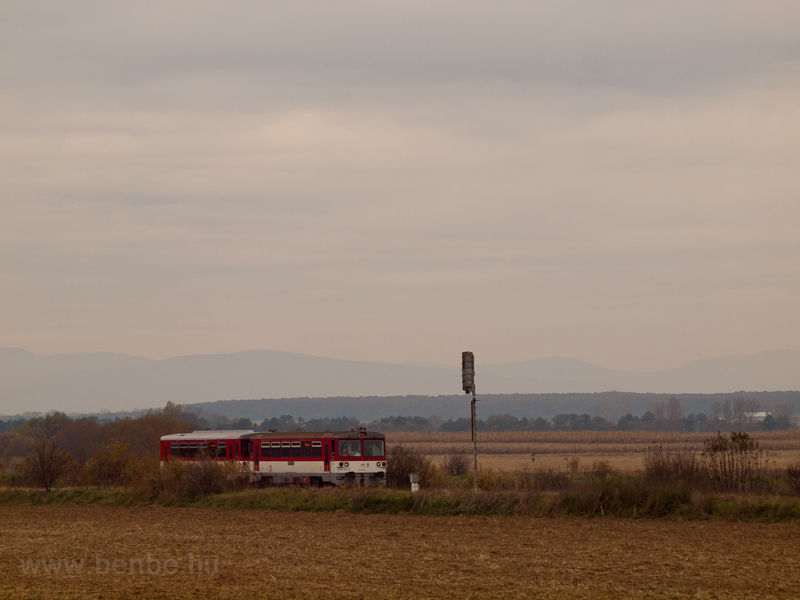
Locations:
0;397;795;463
0;403;193;474
185;390;800;422
409;396;796;433
197;414;361;432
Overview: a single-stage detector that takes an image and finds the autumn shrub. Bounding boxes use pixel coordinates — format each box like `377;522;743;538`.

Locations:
442;452;470;476
386;445;440;489
786;462;800;495
701;432;767;492
592;460;615;480
185;459;242;496
643;444;700;485
532;467;571;491
476;468;527;491
85;442;134;486
474;467;571;492
155;459;245;501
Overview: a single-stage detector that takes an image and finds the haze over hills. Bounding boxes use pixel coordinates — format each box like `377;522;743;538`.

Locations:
1;347;799;416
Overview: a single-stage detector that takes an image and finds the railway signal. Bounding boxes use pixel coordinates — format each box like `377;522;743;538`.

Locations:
462;351;479;493
461;351;475;393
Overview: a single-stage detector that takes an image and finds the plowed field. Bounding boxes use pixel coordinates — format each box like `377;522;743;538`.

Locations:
2;505;799;599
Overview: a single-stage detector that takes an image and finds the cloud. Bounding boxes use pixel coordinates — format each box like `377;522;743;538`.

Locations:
1;1;799;372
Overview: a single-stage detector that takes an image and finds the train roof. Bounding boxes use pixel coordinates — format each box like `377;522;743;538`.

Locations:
244;430;385;440
160;429;385;441
160;430;254;441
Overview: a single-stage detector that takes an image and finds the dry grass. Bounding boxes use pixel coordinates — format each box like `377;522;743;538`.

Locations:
390;430;800;475
2;505;799;599
388;430;800;447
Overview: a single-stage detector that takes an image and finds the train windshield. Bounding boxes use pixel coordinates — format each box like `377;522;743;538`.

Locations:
363;440;384;457
338;440;362;457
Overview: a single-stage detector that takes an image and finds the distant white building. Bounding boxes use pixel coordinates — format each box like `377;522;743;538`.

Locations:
744;412;770;422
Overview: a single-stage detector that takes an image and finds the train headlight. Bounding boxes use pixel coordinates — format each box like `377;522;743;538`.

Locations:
338;462;343;467
344;462;349;467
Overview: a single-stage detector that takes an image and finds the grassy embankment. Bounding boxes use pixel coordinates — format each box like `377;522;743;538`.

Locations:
2;480;800;522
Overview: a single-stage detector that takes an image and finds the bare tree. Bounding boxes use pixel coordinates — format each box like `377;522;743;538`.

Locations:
23;433;70;491
730;397;747;428
667;397;683;428
710;399;724;422
775;402;796;430
743;398;761;430
652;401;665;431
721;399;733;425
775;402;796;420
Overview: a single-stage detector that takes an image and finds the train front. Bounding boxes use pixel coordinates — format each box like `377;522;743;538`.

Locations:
331;431;387;487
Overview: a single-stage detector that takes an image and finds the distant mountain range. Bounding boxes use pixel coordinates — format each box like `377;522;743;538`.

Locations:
1;348;799;416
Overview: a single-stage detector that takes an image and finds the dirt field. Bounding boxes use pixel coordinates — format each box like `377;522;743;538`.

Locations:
2;505;799;599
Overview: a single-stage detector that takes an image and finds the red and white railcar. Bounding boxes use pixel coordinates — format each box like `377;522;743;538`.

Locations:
160;428;387;487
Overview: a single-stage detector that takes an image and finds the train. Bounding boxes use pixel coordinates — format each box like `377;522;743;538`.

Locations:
160;427;387;487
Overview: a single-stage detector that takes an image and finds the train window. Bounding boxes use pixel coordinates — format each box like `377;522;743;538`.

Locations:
301;441;312;458
199;442;208;456
212;442;226;459
261;442;270;458
171;442;179;457
312;441;322;458
291;441;301;458
189;442;199;458
240;440;252;458
281;442;291;458
364;440;384;457
271;442;280;458
180;442;189;458
338;440;361;457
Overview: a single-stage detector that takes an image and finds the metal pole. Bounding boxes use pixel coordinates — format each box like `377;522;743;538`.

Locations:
472;386;478;493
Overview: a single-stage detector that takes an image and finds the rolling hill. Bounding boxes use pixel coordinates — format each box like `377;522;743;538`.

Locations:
1;348;799;415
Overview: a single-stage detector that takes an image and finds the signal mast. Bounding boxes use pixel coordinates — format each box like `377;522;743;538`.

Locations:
461;351;478;493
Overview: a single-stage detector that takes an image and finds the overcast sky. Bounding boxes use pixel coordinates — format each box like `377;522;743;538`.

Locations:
2;1;799;372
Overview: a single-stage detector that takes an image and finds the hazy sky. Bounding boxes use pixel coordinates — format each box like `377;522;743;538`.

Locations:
2;1;799;372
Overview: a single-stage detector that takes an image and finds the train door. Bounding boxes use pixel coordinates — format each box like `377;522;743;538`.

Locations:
324;443;330;472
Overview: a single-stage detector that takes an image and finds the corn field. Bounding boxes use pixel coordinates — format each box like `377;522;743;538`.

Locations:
386;430;800;456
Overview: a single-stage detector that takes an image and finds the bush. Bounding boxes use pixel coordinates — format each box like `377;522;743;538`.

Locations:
154;460;245;502
473;467;570;493
476;468;529;491
85;442;134;486
592;460;615;480
701;432;766;492
386;445;440;489
532;467;571;492
786;462;800;495
442;452;470;476
643;445;699;485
